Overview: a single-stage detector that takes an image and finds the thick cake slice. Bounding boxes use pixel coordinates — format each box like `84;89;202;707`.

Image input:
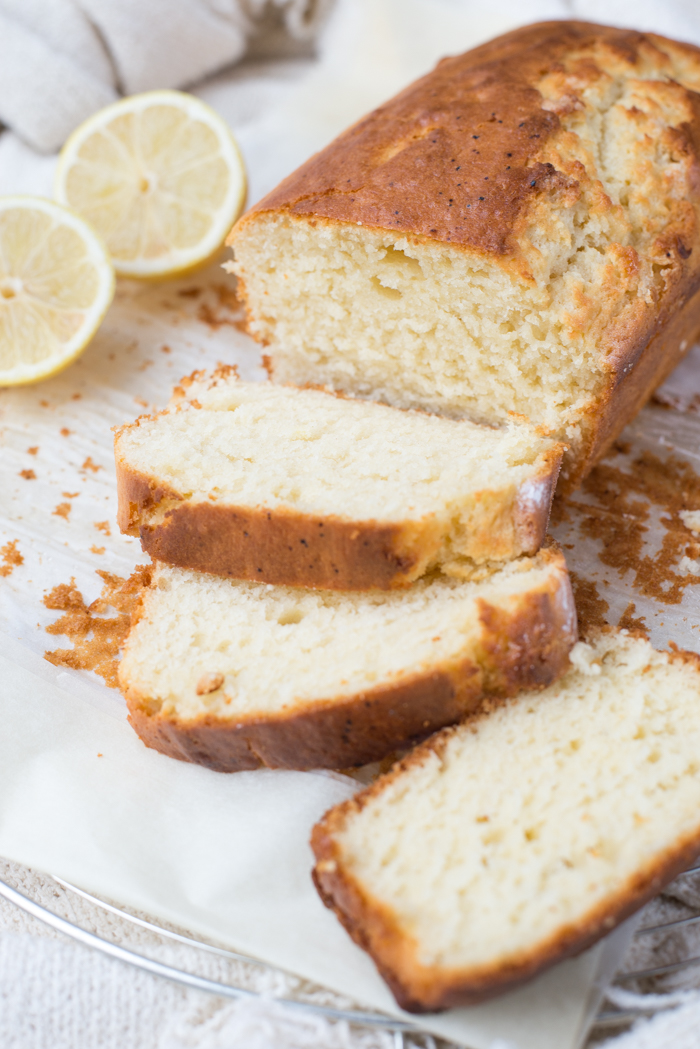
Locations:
312;632;700;1013
114;368;561;590
227;22;700;489
119;545;575;772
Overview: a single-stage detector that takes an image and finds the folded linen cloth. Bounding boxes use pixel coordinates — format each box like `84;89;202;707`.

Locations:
3;0;700;155
0;0;327;152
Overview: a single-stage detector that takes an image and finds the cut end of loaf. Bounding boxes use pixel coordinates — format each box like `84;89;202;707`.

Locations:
229;22;700;485
312;632;700;1011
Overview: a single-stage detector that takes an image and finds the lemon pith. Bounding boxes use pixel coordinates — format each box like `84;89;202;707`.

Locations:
55;91;247;279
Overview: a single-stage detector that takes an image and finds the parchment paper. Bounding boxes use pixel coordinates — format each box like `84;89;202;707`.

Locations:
0;256;632;1049
2;3;700;1046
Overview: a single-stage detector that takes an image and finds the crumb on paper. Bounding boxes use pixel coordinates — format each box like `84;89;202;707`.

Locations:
19;469;36;480
91;545;106;555
652;391;700;415
618;602;649;638
43;565;151;689
560;451;700;606
138;359;154;372
680;510;700;534
52;502;71;520
39;400;50;408
60;428;71;437
679;555;700;576
161;345;171;354
178;287;201;299
652;392;676;410
196;283;247;333
27;446;38;455
94;520;111;536
62;491;80;499
340;751;404;785
71;393;82;401
0;540;23;578
568;571;610;637
82;456;102;473
134;397;149;409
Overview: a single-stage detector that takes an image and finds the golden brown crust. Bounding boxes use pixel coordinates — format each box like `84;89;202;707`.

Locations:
122;547;576;771
312;805;700;1012
233;22;625;255
115;459;181;536
575;282;700;485
229;20;700;491
311;646;700;1011
117;461;434;589
512;449;561;554
114;455;561;590
127;662;480;772
231;21;700;261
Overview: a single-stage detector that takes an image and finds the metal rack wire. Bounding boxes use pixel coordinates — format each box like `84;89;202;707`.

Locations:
0;873;420;1046
2;868;700;1045
584;862;700;1035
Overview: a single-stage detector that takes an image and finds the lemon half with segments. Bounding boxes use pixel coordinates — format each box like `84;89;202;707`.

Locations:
55;90;247;280
0;196;115;386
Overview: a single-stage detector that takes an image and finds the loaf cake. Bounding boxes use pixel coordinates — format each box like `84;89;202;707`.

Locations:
114;368;561;589
312;631;700;1013
228;21;700;489
119;545;575;771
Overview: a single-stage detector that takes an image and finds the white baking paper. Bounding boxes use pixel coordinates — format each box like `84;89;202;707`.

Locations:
0;254;629;1049
3;3;700;1047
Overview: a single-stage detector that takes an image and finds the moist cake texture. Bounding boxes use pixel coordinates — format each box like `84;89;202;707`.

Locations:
115;368;561;588
228;21;700;488
119;545;575;771
312;632;700;1011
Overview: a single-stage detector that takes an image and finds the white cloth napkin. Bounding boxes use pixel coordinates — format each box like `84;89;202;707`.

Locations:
0;0;327;152
3;0;700;155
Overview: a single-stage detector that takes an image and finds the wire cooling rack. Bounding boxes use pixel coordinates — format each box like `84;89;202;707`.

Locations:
2;869;700;1046
0;873;421;1046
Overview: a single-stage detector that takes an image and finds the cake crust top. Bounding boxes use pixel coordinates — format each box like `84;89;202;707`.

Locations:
241;21;700;263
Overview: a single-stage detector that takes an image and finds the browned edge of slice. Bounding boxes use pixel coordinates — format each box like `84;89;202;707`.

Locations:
114;449;562;591
310;648;700;1013
121;545;576;772
577;280;700;487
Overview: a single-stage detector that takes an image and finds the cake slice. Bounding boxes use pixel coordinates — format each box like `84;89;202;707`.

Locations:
312;631;700;1013
227;22;700;490
114;368;561;590
119;545;575;772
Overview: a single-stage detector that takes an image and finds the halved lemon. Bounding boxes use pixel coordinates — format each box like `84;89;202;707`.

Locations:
55;90;247;279
0;196;115;386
